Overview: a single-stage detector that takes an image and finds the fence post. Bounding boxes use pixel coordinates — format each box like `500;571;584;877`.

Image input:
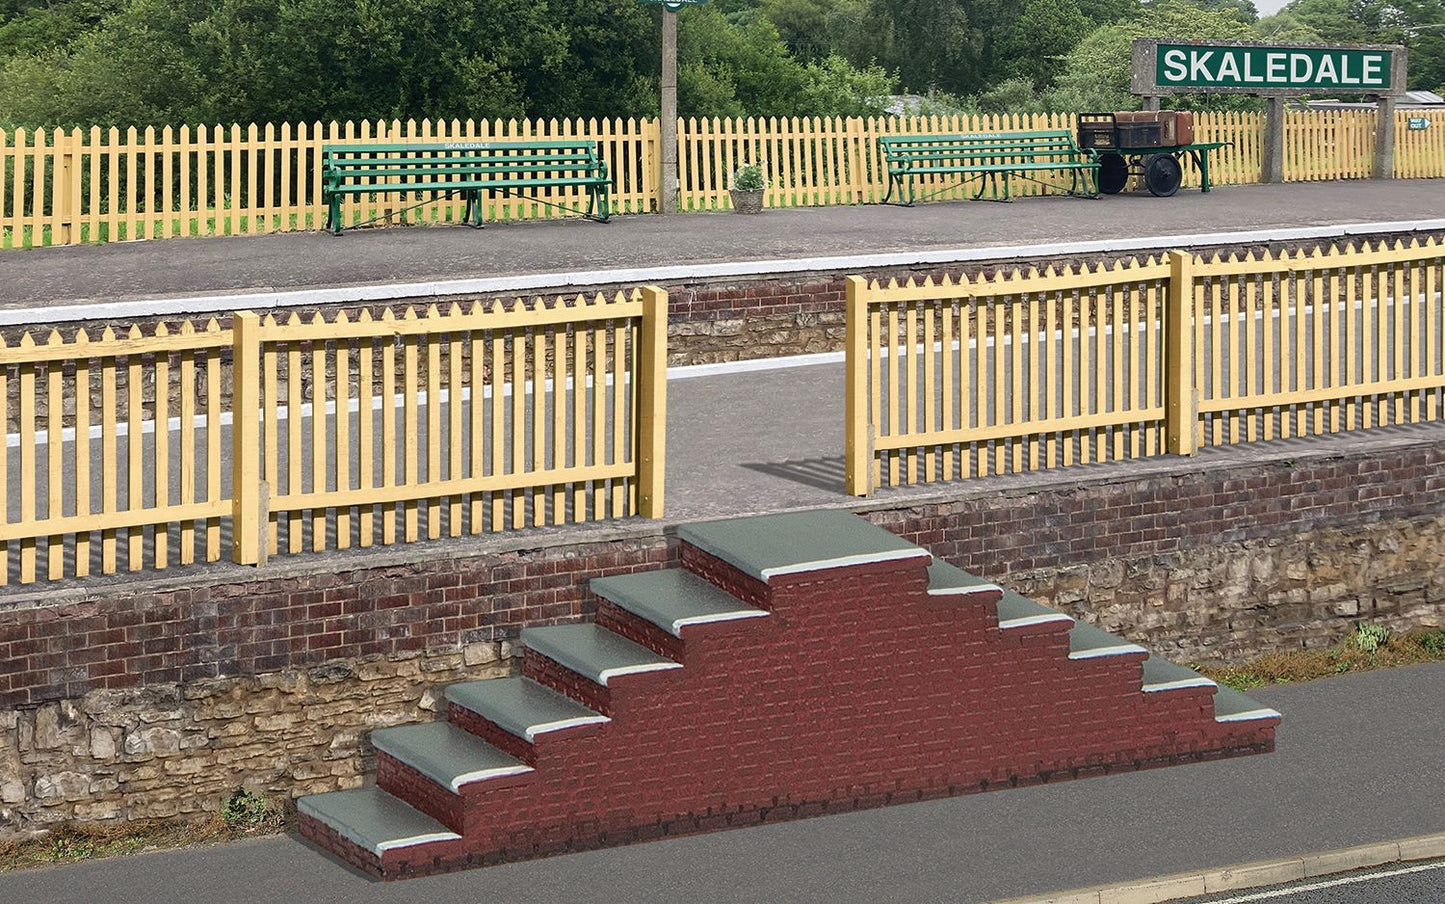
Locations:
844;276;872;496
54;130;74;245
637;287;668;518
847;117;866;204
1165;251;1197;457
232;311;263;564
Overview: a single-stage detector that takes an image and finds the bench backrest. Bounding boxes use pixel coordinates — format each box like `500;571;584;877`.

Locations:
322;141;605;180
880;130;1085;163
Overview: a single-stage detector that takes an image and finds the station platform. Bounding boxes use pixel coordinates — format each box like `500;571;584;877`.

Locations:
4;179;1445;312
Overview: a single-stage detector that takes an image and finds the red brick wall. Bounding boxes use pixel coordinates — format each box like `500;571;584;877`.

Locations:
329;546;1272;877
3;441;1444;709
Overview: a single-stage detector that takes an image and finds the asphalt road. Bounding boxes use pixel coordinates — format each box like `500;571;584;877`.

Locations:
4;180;1445;307
0;664;1440;904
1179;859;1445;903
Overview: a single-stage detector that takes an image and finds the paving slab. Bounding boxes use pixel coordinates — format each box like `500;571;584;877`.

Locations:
1;663;1439;904
4;180;1445;308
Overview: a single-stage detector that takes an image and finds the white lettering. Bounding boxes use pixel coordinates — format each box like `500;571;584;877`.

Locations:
1243;52;1265;83
1163;49;1188;82
1316;54;1338;84
1362;54;1385;86
1338;54;1357;85
1189;50;1216;82
1217;52;1241;82
1291;53;1313;83
1267;52;1287;83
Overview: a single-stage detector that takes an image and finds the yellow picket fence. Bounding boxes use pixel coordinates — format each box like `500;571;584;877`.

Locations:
0;118;658;246
0;289;667;585
845;238;1445;495
4;110;1442;248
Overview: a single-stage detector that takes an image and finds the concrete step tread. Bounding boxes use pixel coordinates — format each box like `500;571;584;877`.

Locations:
1067;621;1149;660
1142;655;1219;692
995;588;1075;630
372;721;532;792
445;677;609;742
926;560;1003;599
521;623;682;686
678;510;928;582
298;787;460;856
1211;684;1283;723
591;569;768;637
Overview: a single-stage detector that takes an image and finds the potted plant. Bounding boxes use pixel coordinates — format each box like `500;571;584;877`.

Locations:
729;163;767;214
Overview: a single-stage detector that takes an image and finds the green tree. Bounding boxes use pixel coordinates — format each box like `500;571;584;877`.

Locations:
797;53;898;115
1250;9;1325;41
1045;0;1254;110
0;0;658;127
760;0;836;59
1000;0;1090;86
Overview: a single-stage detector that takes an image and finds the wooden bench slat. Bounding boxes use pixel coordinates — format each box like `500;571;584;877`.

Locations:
321;140;611;232
880;130;1100;204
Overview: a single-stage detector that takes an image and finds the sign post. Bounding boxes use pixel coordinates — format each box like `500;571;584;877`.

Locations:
1131;39;1407;183
638;0;706;214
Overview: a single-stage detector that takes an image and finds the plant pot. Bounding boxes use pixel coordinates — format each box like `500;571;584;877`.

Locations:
729;188;765;214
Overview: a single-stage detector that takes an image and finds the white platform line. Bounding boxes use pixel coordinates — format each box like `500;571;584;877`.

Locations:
1199;859;1445;903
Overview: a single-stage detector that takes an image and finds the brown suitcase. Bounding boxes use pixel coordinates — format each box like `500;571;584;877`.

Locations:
1173;111;1194;146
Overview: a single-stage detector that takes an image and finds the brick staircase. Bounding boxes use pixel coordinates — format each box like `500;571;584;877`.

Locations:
297;511;1280;879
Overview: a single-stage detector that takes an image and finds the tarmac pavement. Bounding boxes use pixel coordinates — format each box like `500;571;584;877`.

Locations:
0;664;1440;904
4;180;1445;307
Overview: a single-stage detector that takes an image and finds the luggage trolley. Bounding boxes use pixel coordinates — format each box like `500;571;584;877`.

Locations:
1077;112;1229;197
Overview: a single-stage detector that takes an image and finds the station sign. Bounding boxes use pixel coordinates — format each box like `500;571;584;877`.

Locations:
1408;116;1431;130
1133;39;1407;97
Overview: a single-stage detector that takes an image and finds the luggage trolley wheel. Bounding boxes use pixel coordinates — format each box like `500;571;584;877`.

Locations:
1143;153;1183;197
1098;152;1129;195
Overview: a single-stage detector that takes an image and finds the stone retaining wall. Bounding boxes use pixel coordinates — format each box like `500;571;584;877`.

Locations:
1;436;1443;837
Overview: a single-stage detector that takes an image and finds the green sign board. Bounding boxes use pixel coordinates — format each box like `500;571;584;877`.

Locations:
1408;116;1430;130
637;0;706;10
1133;39;1407;97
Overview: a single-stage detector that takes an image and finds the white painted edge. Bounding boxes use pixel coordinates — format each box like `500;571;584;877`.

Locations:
524;715;611;742
998;613;1076;629
1202;861;1445;903
669;608;770;636
757;548;932;580
596;660;683;685
373;831;464;854
1068;643;1149;660
985;830;1445;904
1216;706;1283;723
12;217;1445;328
1143;677;1219;692
926;584;1002;597
448;763;534;792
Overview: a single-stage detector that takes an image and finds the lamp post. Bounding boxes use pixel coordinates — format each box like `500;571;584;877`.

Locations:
638;0;706;215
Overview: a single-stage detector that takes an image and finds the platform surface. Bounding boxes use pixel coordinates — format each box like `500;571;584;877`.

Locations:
3;179;1443;309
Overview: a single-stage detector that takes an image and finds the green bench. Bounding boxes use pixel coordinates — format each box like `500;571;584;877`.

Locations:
880;130;1100;205
321;140;611;234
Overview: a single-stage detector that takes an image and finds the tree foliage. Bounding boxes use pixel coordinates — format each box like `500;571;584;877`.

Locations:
2;0;1442;128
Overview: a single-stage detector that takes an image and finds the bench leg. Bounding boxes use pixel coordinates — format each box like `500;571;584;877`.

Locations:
465;190;486;228
593;185;611;222
326;195;342;235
